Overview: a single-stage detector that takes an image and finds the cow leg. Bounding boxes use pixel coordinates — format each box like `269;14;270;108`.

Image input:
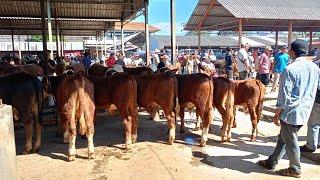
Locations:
23;121;33;155
86;125;95;159
68;122;77;161
179;105;185;133
193;114;201;131
164;110;176;145
122;116;133;149
200;109;213;147
32;120;43;153
249;108;258;142
130;108;138;144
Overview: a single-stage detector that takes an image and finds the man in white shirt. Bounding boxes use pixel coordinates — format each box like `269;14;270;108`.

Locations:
236;43;250;80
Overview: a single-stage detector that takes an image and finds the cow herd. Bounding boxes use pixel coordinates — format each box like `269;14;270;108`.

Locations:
0;63;266;162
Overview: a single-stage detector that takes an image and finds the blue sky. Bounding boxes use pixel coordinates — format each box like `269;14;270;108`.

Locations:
134;0;198;35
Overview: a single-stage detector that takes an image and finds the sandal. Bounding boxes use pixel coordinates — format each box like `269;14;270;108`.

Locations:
276;167;301;178
257;160;275;171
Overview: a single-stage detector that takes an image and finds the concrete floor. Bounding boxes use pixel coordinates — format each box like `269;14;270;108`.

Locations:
15;106;320;180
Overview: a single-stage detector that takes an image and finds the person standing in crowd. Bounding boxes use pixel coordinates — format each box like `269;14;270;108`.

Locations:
236;43;250;80
225;47;234;80
253;48;260;78
83;52;92;72
106;53;116;67
300;60;320;153
258;39;320;178
258;46;272;85
271;45;289;92
115;53;125;67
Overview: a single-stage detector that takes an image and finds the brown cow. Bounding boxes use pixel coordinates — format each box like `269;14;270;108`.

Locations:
231;79;266;141
88;74;138;149
0;64;43;77
123;66;154;75
133;73;177;144
88;63;111;76
177;73;214;147
44;74;96;161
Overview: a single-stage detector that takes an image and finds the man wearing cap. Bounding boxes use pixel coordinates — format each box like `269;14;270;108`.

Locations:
236;43;250;80
258;39;320;178
258;46;272;85
271;45;289;92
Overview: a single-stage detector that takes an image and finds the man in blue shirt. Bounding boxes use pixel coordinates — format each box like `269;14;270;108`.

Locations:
225;47;234;80
258;40;320;178
271;45;289;92
82;53;92;72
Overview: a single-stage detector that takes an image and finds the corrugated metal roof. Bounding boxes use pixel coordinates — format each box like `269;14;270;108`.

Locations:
185;0;320;31
0;0;145;36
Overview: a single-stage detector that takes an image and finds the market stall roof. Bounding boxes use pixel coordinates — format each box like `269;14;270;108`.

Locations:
0;0;145;36
184;0;320;32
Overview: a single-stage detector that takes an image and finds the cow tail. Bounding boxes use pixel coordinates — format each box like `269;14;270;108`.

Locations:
78;75;87;135
225;81;235;127
256;80;266;123
32;76;44;125
173;76;179;123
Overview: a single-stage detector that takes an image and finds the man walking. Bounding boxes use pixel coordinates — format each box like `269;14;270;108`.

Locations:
258;39;320;178
271;45;289;92
236;43;250;80
258;46;272;85
300;60;320;153
225;47;234;80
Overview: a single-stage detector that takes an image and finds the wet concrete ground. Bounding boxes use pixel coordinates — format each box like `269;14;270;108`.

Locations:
15;108;320;180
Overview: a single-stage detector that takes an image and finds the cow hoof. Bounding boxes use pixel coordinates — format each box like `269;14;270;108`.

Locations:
23;149;32;155
125;144;131;150
226;138;231;142
88;153;95;159
250;136;257;142
200;140;206;147
232;123;237;128
68;155;76;162
168;137;174;145
132;137;137;144
32;147;40;153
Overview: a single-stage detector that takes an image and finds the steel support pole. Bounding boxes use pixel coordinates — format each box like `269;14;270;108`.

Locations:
54;8;60;57
100;33;103;58
121;21;125;55
113;27;117;54
309;28;313;54
41;0;48;74
288;20;293;48
104;31;107;56
275;29;279;51
11;30;14;56
170;0;176;65
47;0;53;60
145;0;150;66
197;30;201;52
95;33;98;60
27;34;30;52
238;18;243;48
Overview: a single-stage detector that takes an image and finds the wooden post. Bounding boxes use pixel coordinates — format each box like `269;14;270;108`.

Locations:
47;0;53;60
145;0;150;66
288;20;293;48
0;102;17;180
41;0;48;74
121;21;125;56
197;30;201;52
238;18;243;48
275;28;279;51
309;28;313;54
170;0;176;65
11;30;14;56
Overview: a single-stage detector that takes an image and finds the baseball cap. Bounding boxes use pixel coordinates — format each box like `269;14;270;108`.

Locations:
290;39;308;54
265;46;272;51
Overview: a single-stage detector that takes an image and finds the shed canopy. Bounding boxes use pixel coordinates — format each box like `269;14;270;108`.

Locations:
184;0;320;32
0;0;145;36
